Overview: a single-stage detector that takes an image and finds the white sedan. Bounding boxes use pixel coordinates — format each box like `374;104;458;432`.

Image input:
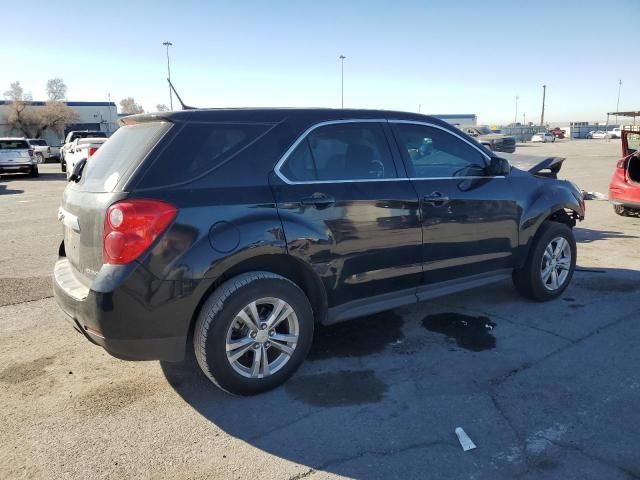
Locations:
531;131;555;143
588;130;610;139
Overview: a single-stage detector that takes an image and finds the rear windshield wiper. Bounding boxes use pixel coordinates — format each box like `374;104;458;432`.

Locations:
68;158;87;183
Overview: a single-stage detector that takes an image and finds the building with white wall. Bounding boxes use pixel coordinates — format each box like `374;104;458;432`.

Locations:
0;100;118;146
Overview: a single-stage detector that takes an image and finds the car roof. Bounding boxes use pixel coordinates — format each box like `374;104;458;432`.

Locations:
123;108;457;129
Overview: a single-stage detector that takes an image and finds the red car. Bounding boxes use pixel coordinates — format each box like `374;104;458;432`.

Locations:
550;127;566;139
609;130;640;215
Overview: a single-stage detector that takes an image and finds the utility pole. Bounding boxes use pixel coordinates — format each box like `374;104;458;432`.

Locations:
540;84;546;127
163;41;173;110
616;79;622;125
418;104;421;113
339;55;346;109
515;95;519;124
523;112;526;126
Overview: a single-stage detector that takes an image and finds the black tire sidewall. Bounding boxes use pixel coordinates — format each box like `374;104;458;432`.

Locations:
524;222;577;301
198;276;314;395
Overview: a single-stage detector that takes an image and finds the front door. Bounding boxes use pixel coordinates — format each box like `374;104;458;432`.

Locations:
271;120;422;317
390;121;519;286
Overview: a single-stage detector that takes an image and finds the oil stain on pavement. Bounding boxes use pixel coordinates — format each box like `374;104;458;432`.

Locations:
422;312;496;352
308;311;403;360
285;370;387;406
0;356;54;384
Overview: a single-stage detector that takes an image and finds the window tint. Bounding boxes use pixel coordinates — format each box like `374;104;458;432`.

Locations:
29;139;47;146
0;140;29;149
81;122;170;192
281;122;396;182
138;123;270;188
394;124;487;178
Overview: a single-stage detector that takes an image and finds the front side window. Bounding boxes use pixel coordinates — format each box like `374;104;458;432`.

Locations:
394;124;487;178
281;122;397;182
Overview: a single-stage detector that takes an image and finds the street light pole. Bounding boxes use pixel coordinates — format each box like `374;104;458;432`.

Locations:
339;55;346;109
540;84;546;127
515;95;519;124
163;41;173;110
616;79;622;125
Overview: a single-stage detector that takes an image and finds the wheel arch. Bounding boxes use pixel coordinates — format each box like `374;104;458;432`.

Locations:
188;253;328;340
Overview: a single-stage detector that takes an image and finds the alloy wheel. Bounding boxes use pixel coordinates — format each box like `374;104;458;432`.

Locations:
540;236;572;291
225;297;299;379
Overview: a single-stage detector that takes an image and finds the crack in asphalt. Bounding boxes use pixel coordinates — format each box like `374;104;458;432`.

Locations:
246;409;320;443
542;437;640;479
0;295;53;308
313;439;455;472
287;468;316;480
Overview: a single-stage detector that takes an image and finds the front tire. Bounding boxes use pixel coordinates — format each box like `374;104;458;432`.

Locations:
614;204;637;216
513;221;576;301
194;272;314;395
35;153;45;164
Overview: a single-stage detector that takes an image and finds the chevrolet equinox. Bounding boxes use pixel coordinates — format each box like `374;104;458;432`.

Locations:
53;109;585;395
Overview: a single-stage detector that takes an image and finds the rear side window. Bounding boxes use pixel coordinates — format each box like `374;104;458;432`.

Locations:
29;139;47;146
280;122;397;182
137;123;270;188
80;122;170;192
0;140;29;149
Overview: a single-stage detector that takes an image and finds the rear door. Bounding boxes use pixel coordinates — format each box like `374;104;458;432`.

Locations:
390;121;519;287
271;120;422;314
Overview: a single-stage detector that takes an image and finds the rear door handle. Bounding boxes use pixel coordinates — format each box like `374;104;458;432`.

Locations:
301;193;335;208
422;192;450;206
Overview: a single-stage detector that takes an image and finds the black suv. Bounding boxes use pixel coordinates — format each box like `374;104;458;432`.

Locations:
53;109;584;395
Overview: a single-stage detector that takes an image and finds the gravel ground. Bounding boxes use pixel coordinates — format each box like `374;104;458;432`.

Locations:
1;140;639;480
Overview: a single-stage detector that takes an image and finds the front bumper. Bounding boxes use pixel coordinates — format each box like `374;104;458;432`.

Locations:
53;257;187;361
494;143;516;153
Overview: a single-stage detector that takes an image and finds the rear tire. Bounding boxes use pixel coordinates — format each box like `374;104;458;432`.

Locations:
613;204;632;216
29;166;39;178
35;153;45;164
513;221;576;301
193;272;314;395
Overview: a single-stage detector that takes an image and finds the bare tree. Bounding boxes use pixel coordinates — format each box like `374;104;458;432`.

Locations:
46;78;67;101
3;81;37;137
119;97;144;114
155;104;169;112
2;80;78;138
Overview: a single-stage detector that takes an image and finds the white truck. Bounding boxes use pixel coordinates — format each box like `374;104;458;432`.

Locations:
607;127;622;139
65;137;107;180
60;130;106;172
27;139;60;163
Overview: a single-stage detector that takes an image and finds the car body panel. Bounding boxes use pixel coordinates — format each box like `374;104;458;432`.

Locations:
609;130;640;208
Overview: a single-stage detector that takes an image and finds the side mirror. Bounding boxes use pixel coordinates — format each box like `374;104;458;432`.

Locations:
486;157;511;176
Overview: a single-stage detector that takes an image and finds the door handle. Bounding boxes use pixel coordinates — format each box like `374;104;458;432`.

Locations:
422;192;450;206
301;193;335;208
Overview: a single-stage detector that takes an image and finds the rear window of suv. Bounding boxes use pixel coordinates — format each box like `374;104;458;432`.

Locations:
136;123;270;188
0;140;29;149
79;122;171;192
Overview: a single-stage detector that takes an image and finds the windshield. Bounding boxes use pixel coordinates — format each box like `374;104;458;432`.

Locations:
0;140;29;149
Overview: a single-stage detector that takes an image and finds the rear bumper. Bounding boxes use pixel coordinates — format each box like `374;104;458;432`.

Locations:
53;257;187;361
0;162;34;173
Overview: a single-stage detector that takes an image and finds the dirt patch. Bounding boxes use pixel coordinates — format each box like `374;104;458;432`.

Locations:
308;311;403;360
75;379;158;414
0;277;53;307
285;370;387;407
422;313;496;352
0;356;54;384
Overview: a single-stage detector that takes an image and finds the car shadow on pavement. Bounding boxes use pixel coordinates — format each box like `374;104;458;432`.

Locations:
159;266;640;478
0;183;24;195
574;226;639;243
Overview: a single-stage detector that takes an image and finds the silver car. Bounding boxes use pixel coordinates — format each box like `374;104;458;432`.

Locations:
0;138;39;177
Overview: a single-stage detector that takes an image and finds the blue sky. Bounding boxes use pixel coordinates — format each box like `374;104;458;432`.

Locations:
2;0;638;124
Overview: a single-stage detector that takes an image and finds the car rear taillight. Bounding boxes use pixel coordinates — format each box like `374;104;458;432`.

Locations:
88;146;99;157
28;149;34;157
47;146;51;153
103;199;177;265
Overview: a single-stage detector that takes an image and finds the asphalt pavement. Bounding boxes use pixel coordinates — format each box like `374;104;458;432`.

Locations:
1;140;639;479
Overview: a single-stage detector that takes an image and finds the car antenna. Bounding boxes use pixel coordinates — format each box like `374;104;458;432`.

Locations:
167;78;196;110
